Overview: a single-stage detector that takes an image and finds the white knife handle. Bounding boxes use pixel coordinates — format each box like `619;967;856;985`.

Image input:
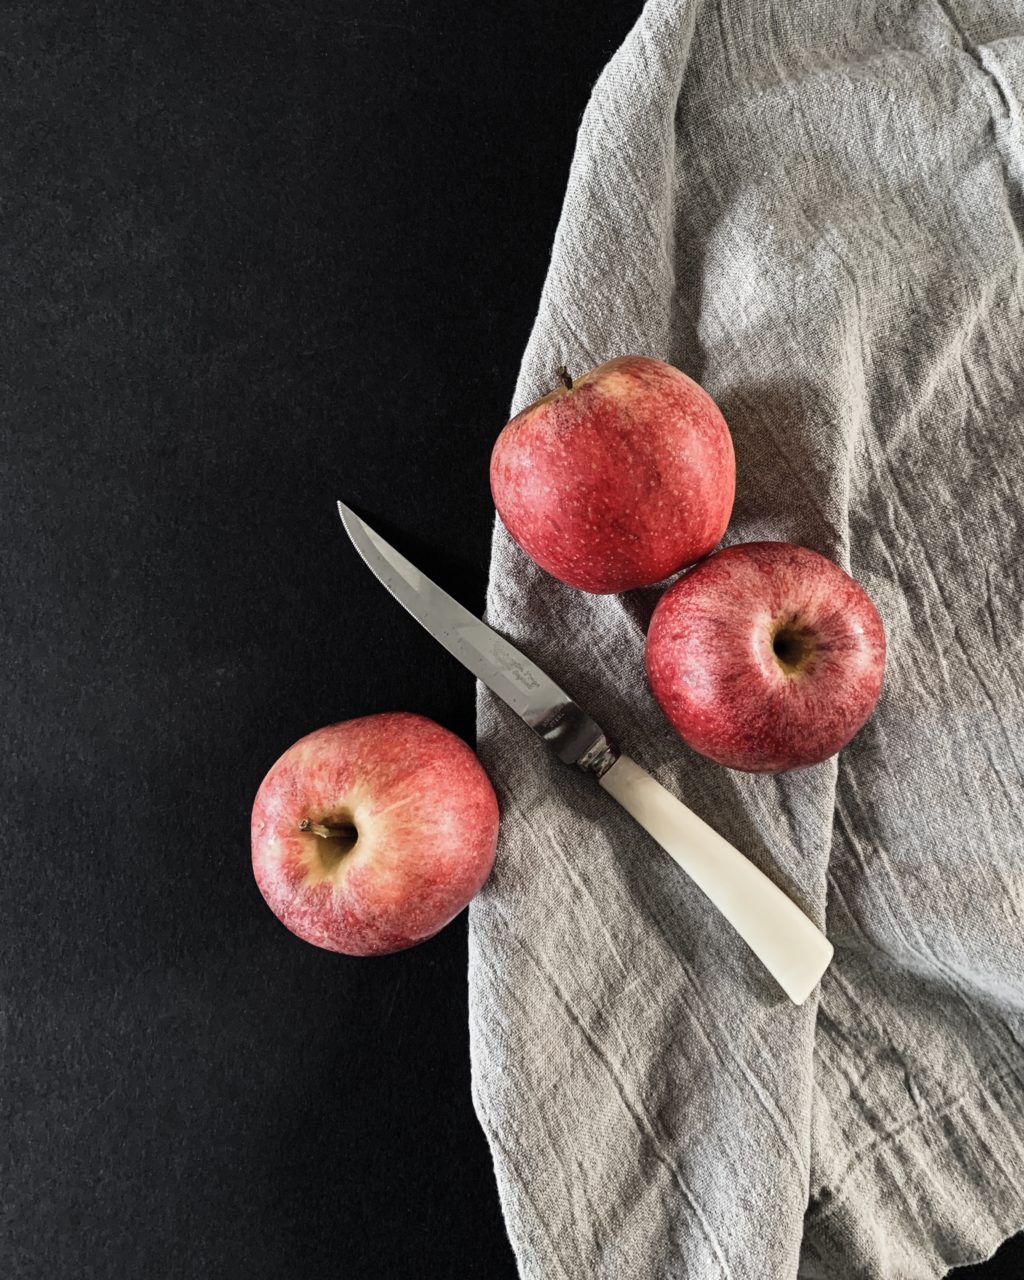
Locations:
599;755;833;1004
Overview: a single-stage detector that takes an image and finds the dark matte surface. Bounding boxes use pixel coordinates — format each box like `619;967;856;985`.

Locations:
2;2;1020;1276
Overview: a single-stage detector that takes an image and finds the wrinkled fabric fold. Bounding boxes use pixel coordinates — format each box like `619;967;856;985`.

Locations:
470;1;1024;1276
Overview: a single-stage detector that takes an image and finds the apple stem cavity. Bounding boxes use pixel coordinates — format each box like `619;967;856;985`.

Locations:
299;817;359;853
771;624;816;673
556;364;574;391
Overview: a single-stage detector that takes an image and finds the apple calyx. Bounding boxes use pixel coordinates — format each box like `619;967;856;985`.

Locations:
555;365;574;391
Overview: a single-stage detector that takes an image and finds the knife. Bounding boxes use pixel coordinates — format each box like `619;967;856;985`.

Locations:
337;502;833;1004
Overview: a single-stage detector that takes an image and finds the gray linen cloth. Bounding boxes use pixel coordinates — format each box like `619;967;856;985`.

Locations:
470;1;1024;1277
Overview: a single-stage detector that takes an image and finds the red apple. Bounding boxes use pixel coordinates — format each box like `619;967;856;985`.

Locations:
251;713;499;955
646;542;885;772
490;355;735;593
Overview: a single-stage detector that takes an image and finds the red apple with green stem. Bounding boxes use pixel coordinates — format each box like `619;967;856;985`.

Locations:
251;713;499;954
490;355;735;593
646;542;885;772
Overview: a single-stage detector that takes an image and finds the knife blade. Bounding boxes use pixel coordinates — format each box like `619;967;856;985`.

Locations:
337;501;833;1004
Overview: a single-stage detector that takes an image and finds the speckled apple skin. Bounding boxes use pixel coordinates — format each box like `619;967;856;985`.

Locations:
251;713;499;955
646;542;886;773
490;355;735;593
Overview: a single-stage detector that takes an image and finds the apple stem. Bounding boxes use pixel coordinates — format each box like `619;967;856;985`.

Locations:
299;818;356;841
556;365;573;391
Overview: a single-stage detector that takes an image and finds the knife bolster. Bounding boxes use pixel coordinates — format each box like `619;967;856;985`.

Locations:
528;702;618;777
577;733;618;780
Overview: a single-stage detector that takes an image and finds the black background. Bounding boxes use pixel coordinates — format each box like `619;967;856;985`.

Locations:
4;2;1021;1276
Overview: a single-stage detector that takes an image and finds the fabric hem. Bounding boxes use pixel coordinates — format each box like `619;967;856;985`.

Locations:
800;1067;1024;1278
